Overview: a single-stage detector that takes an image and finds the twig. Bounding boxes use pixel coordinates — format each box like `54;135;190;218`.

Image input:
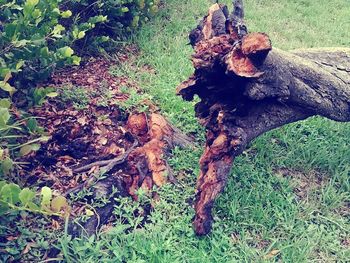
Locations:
64;139;138;197
72;139;138;173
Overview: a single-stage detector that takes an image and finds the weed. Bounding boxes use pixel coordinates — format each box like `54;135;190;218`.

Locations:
118;88;153;113
59;85;91;110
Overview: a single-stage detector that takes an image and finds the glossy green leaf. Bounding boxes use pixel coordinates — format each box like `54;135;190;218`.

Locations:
121;7;129;12
19;188;35;207
51;196;67;212
52;24;65;36
26;0;39;7
16;61;25;71
71;55;81;66
26;118;38;133
27;202;39;211
40;47;50;58
77;31;86;39
40;187;52;208
0;108;10;128
20;143;40;156
0;81;16;96
13;40;29;48
0;183;21;205
46;92;59;98
61;10;72;18
1;158;13;175
0;99;11;109
57;46;74;59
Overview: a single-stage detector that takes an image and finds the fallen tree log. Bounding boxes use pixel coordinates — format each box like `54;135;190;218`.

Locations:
177;1;350;235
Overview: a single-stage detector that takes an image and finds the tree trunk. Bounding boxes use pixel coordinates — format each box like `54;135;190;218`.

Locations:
178;1;350;235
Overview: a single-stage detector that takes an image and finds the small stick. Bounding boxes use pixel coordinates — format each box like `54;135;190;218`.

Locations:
64;140;138;196
72;140;138;173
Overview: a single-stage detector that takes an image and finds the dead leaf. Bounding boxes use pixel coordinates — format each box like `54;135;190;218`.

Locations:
93;127;102;135
57;155;75;163
53;119;62;126
99;137;108;145
103;118;112;125
104;143;124;155
264;249;280;259
77;116;88;125
21;242;36;255
6;236;18;241
52;219;60;230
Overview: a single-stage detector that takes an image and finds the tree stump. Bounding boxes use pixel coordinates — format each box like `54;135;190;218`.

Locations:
68;112;193;236
177;1;350;235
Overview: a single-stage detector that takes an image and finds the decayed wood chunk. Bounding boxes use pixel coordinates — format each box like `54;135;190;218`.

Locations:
126;113;193;197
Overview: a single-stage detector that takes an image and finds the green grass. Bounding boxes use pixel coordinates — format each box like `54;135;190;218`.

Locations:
57;0;350;261
59;85;91;110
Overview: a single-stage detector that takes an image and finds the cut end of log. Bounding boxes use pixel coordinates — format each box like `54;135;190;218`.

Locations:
179;6;272;97
225;47;264;78
241;32;272;58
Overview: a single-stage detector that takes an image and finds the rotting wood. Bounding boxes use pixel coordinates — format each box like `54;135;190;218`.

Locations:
178;0;350;235
68;112;194;236
126;113;193;197
72;112;193;198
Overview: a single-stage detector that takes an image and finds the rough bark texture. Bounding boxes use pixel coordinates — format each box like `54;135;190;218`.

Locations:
179;1;350;235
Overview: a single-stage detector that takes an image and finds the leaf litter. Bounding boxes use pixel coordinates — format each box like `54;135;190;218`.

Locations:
14;49;193;240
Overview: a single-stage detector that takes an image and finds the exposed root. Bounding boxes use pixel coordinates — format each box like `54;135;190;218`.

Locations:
72;140;139;173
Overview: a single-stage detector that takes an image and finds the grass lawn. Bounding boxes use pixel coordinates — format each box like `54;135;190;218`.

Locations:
15;0;350;262
58;0;350;262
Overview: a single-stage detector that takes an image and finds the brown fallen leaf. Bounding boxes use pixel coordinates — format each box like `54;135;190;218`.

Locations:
6;236;18;241
264;249;280;259
53;119;62;126
21;242;37;255
103;118;112;125
77;116;88;125
57;155;75;163
104;143;124;156
51;219;61;230
99;137;108;145
87;77;95;84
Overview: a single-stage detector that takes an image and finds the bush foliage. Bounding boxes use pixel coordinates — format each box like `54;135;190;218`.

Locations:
0;0;161;92
0;0;161;217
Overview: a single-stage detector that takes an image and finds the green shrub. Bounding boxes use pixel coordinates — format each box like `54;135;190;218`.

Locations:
0;0;161;93
0;182;69;216
0;0;161;183
0;0;107;93
67;0;161;35
0;97;51;175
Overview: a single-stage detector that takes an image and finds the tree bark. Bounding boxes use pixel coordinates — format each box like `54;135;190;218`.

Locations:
178;1;350;235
